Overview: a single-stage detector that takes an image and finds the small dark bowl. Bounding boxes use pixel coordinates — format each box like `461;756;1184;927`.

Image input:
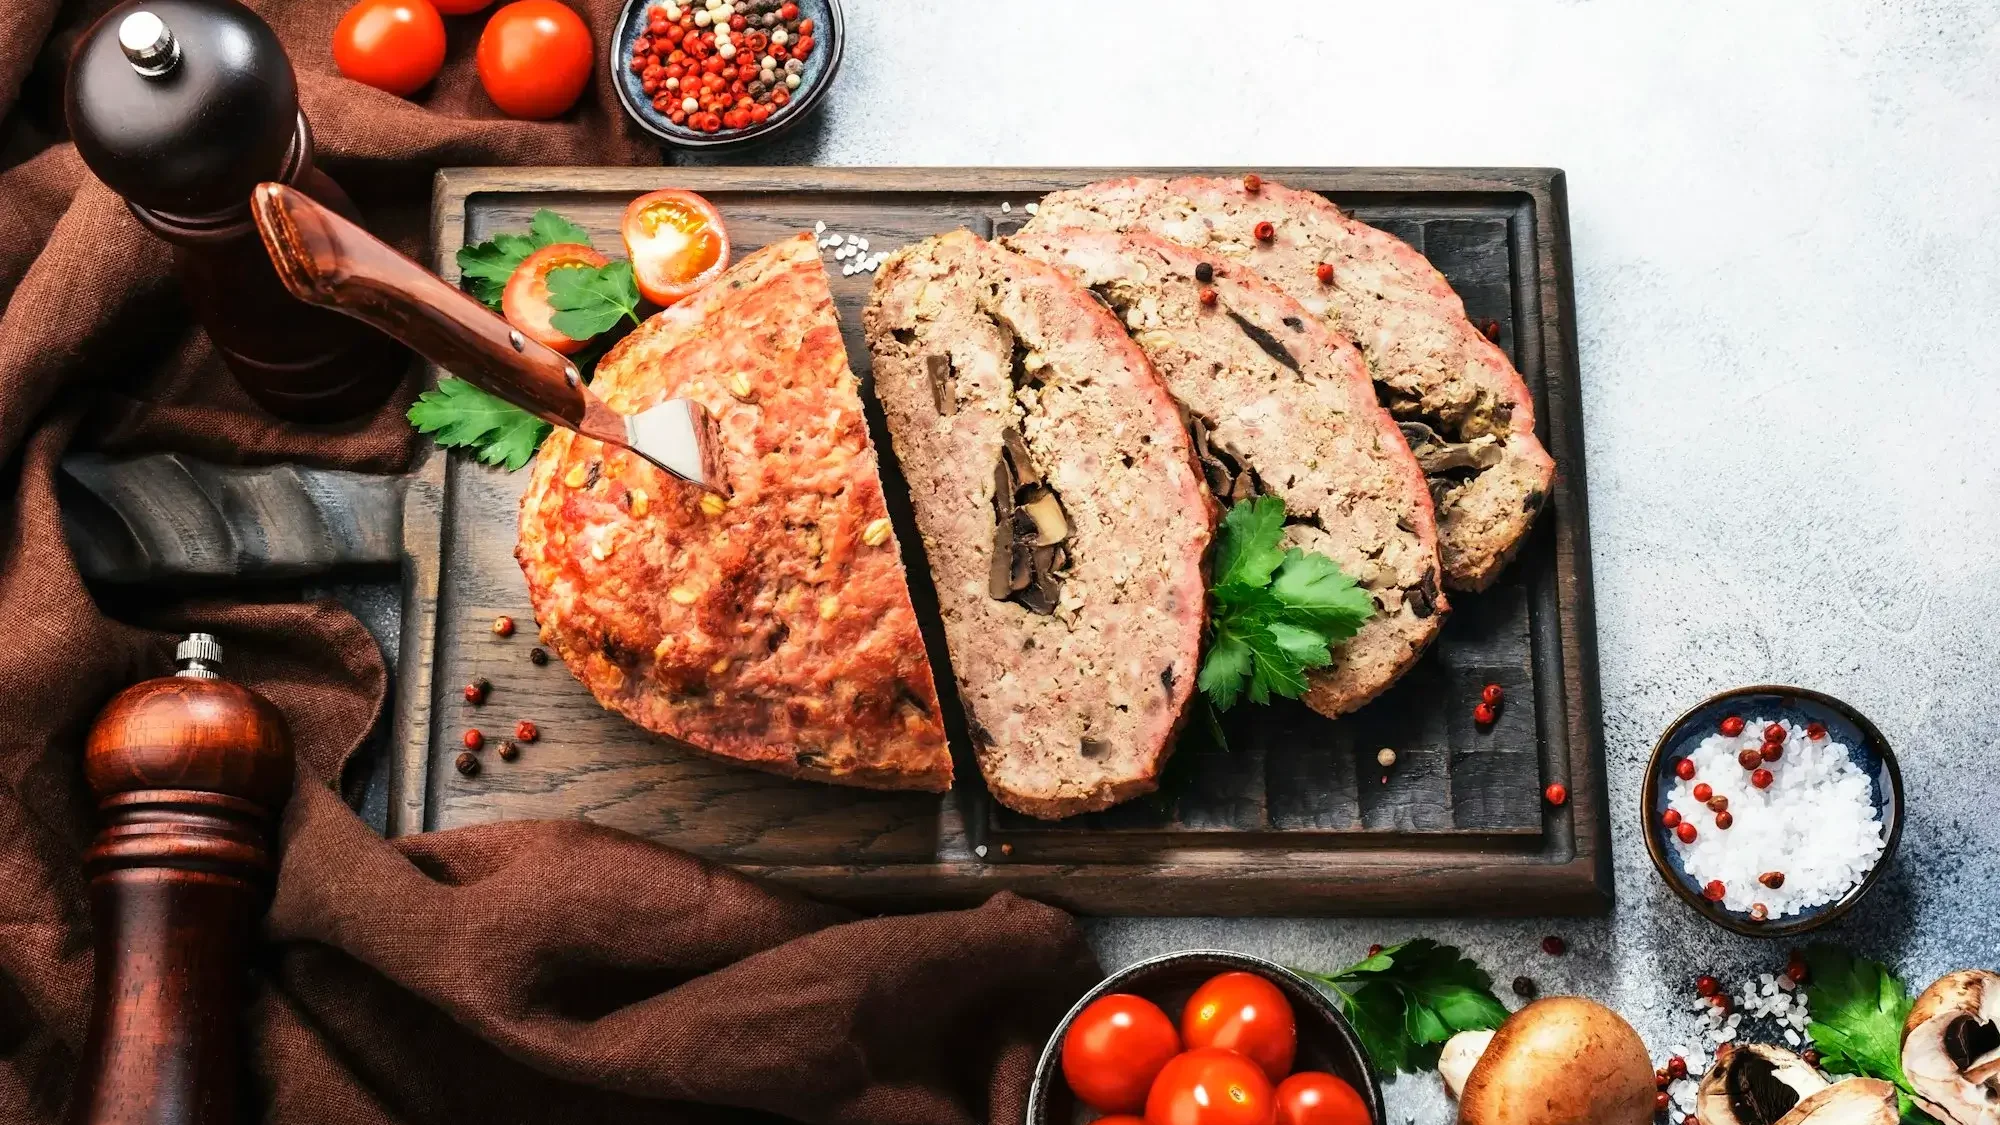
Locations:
1642;684;1903;938
609;0;844;152
1026;949;1384;1125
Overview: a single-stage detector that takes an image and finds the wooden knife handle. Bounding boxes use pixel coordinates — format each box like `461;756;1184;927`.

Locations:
250;182;609;434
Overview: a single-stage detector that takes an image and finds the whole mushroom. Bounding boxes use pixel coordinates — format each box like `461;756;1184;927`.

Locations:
1902;970;2000;1125
1438;997;1656;1124
1694;1044;1896;1125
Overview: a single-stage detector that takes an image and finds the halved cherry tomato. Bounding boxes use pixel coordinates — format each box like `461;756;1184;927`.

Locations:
1144;1048;1276;1125
620;190;730;307
1181;972;1298;1083
476;0;593;119
1273;1072;1370;1125
501;243;607;354
1061;993;1181;1115
332;0;446;97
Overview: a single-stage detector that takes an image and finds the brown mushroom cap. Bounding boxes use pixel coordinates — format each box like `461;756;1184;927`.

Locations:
1902;970;2000;1125
1457;997;1656;1125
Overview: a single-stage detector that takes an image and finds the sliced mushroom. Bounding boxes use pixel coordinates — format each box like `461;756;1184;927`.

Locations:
989;459;1017;600
1001;427;1040;487
1399;420;1504;475
925;353;956;415
1447;997;1656;1125
1018;487;1069;547
1779;1080;1898;1125
1439;1028;1494;1099
1903;970;2000;1125
1696;1044;1829;1125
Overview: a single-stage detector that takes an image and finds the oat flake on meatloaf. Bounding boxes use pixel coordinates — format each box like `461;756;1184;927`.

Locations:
1023;176;1557;592
516;233;952;791
1006;227;1447;716
865;231;1212;819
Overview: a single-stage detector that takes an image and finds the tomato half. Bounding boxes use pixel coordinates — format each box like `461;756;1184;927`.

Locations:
1144;1048;1276;1125
332;0;446;97
1273;1072;1370;1125
476;0;594;119
620;190;731;307
1181;972;1298;1083
501;243;608;354
1061;994;1181;1115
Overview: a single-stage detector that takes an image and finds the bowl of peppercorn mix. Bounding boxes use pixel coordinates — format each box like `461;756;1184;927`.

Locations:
612;0;843;150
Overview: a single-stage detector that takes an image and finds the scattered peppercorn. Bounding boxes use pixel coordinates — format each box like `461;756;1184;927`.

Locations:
1749;903;1769;922
1674;758;1696;781
1685;1116;1700;1125
455;751;480;777
1695;975;1720;997
1786;954;1809;984
1763;722;1787;743
1759;871;1785;889
1751;767;1775;789
1706;794;1729;813
1481;683;1504;706
1655;1068;1670;1090
1693;782;1713;802
492;615;515;637
1738;747;1765;770
514;720;538;743
1544;782;1567;806
1805;721;1827;741
1667;1055;1688;1079
1541;935;1567;956
1703;879;1726;901
1242;173;1262;194
529;646;549;666
1315;261;1334;284
1802;1049;1820;1067
463;678;489;705
1712;994;1733;1014
1253;220;1275;242
1654;1092;1670;1111
1719;714;1745;736
1661;808;1682;828
462;728;484;751
1473;701;1498;726
1376;747;1397;768
1676;822;1697;844
1367;943;1384;956
1198;286;1217;307
1761;740;1784;762
1194;262;1214;284
1512;975;1537;998
1481;319;1502;342
497;740;519;762
1000;842;1014;856
1715;810;1734;829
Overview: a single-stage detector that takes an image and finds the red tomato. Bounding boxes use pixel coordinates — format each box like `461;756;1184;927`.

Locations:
1061;994;1181;1115
501;243;608;354
477;0;593;119
432;0;493;11
620;190;731;307
332;0;446;97
1144;1048;1276;1125
1273;1072;1370;1125
1181;973;1298;1083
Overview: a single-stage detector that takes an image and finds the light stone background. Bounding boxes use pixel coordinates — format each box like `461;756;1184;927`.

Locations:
706;1;2000;1119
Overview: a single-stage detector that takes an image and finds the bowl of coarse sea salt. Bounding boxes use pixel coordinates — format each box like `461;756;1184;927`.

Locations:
1643;686;1904;937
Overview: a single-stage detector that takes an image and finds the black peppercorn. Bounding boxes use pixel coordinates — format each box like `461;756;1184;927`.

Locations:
455;751;480;777
1512;975;1538;998
497;740;519;762
529;647;549;666
1195;262;1214;284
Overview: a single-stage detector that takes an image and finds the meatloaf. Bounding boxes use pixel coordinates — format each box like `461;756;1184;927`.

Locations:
864;230;1212;819
516;233;952;791
1006;228;1446;716
1023;176;1556;591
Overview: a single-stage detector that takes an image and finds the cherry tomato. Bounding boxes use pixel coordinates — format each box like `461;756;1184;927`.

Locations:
432;0;494;11
501;243;608;355
1273;1072;1370;1125
477;0;593;119
1061;994;1181;1115
1180;972;1298;1083
1144;1048;1276;1125
332;0;446;97
620;190;731;307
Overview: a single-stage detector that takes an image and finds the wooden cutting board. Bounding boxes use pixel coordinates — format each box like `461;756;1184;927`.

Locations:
387;166;1609;916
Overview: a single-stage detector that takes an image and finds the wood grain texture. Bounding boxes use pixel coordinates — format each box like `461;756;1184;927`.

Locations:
392;166;1609;916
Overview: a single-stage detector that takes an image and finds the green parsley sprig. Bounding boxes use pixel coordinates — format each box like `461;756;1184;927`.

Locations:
1198;496;1375;710
455;209;592;309
1296;939;1510;1074
1803;946;1941;1124
406;377;550;471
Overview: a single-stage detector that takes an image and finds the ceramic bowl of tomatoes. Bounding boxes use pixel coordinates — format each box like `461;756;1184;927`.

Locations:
610;0;844;151
1027;950;1382;1125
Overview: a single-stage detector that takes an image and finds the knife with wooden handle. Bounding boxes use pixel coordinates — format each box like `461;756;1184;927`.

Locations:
249;181;728;495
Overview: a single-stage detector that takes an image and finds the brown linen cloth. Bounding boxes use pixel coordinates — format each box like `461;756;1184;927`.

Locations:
0;3;1100;1122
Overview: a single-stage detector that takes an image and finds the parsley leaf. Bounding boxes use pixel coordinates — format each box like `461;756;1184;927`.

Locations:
406;377;550;471
1200;498;1375;711
547;259;643;340
454;208;597;310
1297;939;1509;1074
1803;947;1942;1124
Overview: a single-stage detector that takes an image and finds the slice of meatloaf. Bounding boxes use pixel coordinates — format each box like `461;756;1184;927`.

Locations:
1006;228;1446;716
1023;176;1556;591
516;233;952;791
864;230;1212;819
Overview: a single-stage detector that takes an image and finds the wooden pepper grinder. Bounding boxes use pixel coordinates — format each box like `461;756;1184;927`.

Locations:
73;634;294;1125
65;0;405;423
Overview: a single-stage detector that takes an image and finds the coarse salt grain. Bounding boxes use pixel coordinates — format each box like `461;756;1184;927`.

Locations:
1000;201;1012;213
1666;718;1883;918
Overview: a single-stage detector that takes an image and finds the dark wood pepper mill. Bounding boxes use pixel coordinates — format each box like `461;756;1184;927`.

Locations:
73;634;294;1125
65;0;404;423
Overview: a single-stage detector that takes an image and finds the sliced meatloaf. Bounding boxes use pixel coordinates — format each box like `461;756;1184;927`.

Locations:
1007;228;1446;716
1023;176;1556;591
516;233;952;791
864;230;1212;819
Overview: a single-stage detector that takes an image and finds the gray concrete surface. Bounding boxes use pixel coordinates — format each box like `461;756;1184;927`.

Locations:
737;1;2000;1118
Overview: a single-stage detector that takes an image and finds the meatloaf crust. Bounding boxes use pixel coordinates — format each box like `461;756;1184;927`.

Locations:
1023;176;1556;591
865;231;1212;819
1007;228;1446;716
516;233;951;791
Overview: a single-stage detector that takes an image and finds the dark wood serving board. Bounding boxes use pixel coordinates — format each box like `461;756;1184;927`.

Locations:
384;166;1608;916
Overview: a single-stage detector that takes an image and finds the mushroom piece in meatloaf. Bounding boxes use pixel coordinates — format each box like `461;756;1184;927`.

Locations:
1007;227;1447;717
1023;176;1556;592
516;233;953;791
865;230;1213;820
